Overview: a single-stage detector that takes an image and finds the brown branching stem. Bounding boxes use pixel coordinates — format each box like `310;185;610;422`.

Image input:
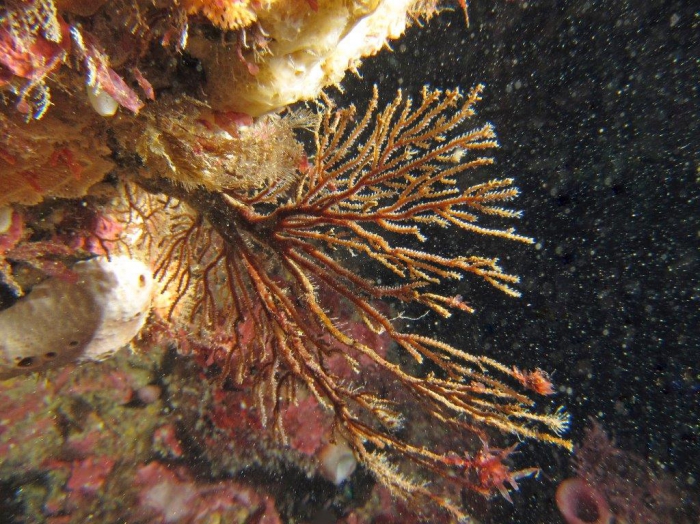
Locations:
129;84;571;520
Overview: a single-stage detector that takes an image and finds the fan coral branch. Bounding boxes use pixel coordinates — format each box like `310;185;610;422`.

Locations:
131;84;570;520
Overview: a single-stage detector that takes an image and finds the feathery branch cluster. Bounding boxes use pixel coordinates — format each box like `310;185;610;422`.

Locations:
131;84;570;519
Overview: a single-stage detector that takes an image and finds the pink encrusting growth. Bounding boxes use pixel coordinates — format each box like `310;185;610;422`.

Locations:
135;462;281;524
556;422;689;524
556;477;612;524
0;7;144;119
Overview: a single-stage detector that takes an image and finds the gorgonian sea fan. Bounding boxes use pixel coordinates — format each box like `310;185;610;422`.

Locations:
129;84;571;519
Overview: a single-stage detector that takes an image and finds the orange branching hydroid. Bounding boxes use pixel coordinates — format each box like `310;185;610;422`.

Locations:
182;0;265;31
131;84;570;520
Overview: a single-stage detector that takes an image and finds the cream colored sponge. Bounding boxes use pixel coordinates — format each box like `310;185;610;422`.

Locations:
189;0;421;116
0;256;153;379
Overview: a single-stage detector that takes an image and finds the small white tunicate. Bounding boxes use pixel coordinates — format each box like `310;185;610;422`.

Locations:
87;84;119;117
318;440;357;485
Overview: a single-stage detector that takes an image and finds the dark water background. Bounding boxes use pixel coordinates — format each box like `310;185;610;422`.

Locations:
342;0;698;521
